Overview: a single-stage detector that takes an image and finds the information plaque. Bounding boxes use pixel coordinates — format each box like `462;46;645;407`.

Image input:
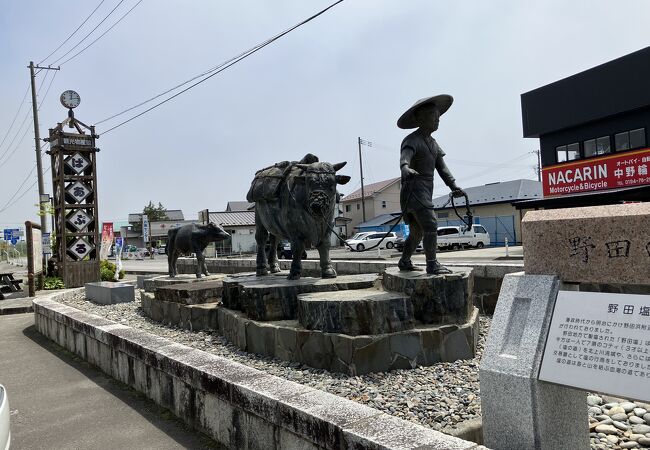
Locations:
539;290;650;401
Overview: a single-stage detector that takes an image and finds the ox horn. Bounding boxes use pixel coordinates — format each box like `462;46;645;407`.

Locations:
332;162;347;171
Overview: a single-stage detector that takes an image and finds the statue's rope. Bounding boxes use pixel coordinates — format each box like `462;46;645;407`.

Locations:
285;170;472;253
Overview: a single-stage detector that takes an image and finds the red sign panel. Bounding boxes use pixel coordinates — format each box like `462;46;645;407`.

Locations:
542;148;650;197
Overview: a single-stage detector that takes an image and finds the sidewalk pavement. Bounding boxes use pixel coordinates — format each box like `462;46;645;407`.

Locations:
0;313;219;450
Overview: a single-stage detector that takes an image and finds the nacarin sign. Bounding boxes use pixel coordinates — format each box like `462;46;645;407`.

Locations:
543;147;650;197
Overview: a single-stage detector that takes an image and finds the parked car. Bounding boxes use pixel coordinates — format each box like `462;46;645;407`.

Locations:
437;225;490;250
157;246;166;255
394;236;423;252
345;232;398;251
279;241;307;259
0;384;10;450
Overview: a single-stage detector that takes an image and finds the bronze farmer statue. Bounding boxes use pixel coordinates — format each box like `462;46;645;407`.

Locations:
397;94;466;275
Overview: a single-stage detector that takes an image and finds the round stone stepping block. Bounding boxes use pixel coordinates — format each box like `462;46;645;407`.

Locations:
382;267;473;324
297;288;414;335
222;273;379;321
154;280;223;304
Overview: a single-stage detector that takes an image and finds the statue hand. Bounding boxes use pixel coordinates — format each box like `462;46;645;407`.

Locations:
401;166;419;179
451;187;466;198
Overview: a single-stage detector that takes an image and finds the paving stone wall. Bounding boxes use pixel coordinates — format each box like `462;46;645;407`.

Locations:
33;291;485;450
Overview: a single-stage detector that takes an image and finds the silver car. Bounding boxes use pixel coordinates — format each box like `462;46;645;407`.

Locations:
0;384;10;450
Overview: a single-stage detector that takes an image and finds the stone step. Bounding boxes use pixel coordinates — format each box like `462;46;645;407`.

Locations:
223;273;380;321
141;291;219;331
143;273;226;293
155;280;223;305
382;267;473;325
297;288;414;336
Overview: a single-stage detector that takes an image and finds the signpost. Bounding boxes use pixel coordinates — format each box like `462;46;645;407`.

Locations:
25;221;43;296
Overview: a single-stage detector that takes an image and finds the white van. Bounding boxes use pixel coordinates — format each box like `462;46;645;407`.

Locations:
437;225;490;250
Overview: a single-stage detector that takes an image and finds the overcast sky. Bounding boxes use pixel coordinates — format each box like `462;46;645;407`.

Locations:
1;0;649;231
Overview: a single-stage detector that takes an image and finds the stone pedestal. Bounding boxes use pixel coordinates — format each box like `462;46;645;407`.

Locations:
222;273;379;321
382;267;473;324
155;280;223;305
297;288;414;335
143;274;225;293
85;282;135;305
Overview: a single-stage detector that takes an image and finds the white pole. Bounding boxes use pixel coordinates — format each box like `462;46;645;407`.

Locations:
505;237;509;257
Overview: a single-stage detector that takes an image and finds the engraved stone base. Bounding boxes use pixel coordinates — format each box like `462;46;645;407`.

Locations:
382;267;473;324
222;273;379;321
297;288;414;335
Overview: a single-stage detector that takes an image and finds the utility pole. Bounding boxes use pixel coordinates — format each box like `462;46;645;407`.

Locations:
358;137;372;223
532;149;541;182
29;61;60;234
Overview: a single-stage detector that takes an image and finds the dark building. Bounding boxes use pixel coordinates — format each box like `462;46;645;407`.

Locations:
519;46;650;208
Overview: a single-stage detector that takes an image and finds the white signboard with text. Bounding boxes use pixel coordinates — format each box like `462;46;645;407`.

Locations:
539;290;650;401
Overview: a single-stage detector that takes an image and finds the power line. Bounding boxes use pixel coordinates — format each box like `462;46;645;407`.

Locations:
0;164;37;212
50;0;126;66
0;165;51;214
0;84;30;152
38;0;107;65
0;69;58;169
100;0;345;134
59;0;143;66
0;70;52;164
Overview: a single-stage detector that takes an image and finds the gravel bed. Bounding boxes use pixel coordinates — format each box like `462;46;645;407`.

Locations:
587;395;650;450
56;290;484;432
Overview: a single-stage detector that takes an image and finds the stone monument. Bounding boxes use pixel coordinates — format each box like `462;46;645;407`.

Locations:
480;203;650;450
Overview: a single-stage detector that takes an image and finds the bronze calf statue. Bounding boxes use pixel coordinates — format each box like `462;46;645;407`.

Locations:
167;223;229;278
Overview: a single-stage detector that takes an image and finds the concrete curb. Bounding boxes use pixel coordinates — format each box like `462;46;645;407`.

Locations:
0;297;34;315
34;289;487;450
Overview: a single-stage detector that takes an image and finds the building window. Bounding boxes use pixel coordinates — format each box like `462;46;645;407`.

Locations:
615;128;646;151
584;136;610;157
345;204;351;212
381;201;386;208
556;143;580;163
356;203;360;210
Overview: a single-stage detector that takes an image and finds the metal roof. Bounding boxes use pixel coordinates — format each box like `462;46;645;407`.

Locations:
128;209;184;222
341;177;400;202
225;201;255;211
208;211;256;227
432;179;542;208
356;212;402;228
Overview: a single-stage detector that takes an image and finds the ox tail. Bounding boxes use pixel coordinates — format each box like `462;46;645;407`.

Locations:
166;228;179;256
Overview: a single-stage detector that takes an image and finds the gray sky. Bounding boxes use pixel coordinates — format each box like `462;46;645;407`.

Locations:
1;0;649;231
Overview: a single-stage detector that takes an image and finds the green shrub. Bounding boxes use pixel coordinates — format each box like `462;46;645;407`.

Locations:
100;259;125;281
44;276;65;290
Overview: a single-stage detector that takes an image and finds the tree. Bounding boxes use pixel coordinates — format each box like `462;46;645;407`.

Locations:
133;201;168;231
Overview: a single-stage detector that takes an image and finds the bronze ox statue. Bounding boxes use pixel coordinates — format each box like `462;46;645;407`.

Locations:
167;222;229;278
247;154;350;280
